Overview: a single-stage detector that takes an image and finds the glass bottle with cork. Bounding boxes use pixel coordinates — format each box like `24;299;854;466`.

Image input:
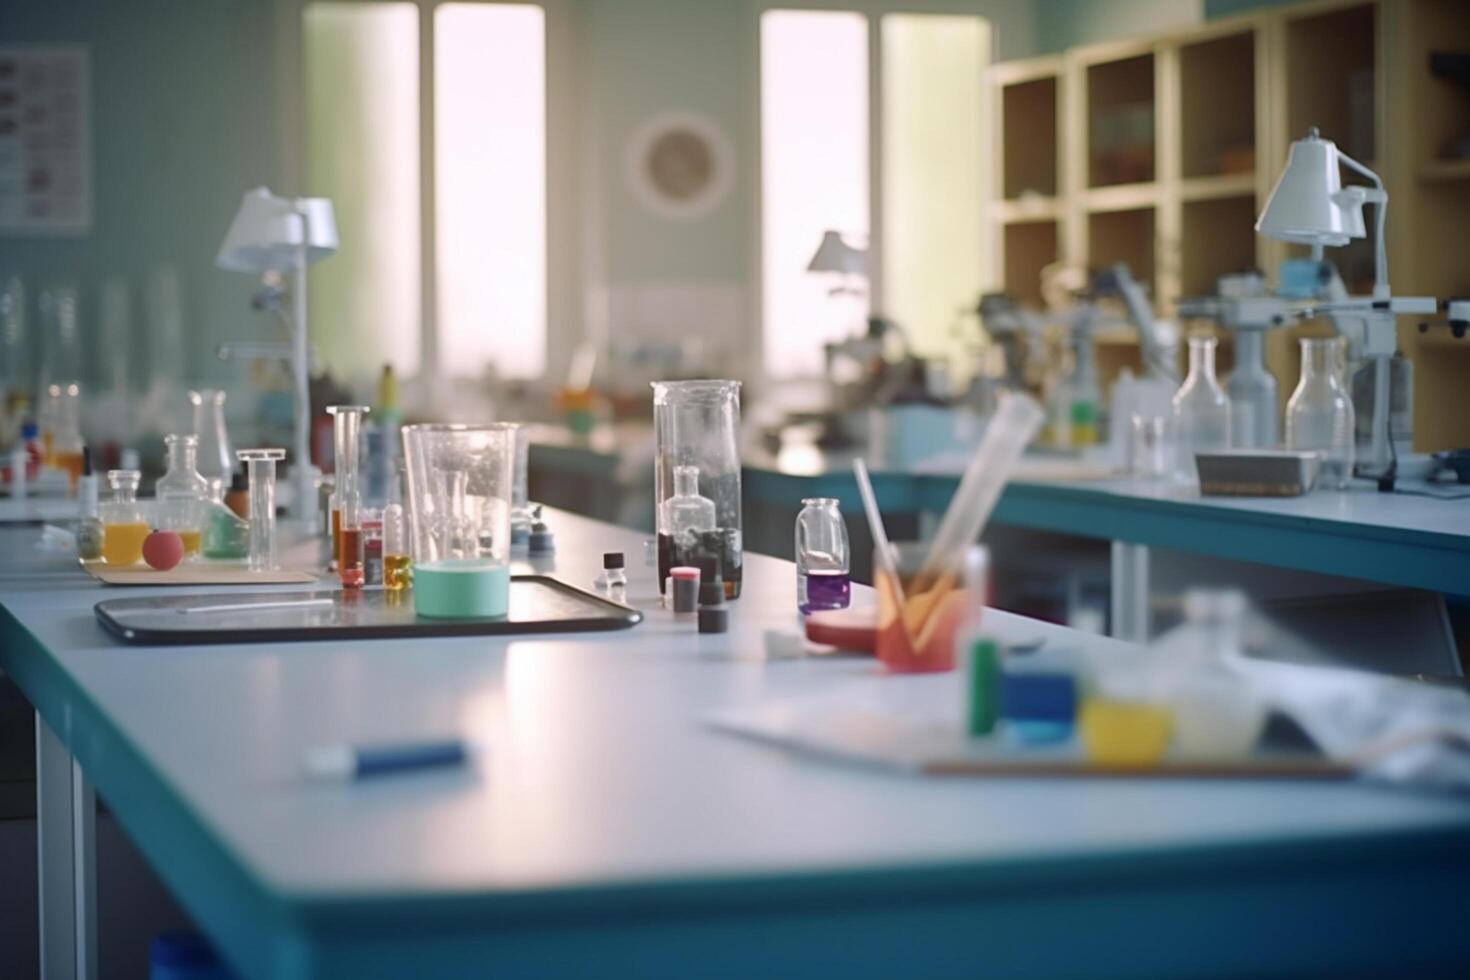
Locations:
155;433;212;558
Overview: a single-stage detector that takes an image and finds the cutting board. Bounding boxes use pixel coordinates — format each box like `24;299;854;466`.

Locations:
80;559;318;586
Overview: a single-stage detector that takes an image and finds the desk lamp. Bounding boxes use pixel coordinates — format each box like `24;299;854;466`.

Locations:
807;230;868;296
216;188;338;524
1253;129;1435;485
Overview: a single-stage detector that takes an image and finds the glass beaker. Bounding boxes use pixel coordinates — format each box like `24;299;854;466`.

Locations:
874;542;976;674
50;381;85;494
1171;336;1231;481
155;434;212;558
796;498;850;614
510;425;532;554
1286;337;1355;490
1225;330;1278;449
652;380;743;600
101;469;149;566
190;389;234;499
402;423;517;567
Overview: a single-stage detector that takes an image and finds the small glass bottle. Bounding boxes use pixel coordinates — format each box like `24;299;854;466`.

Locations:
75;447;103;561
101;469;149;566
383;502;411;590
795;498;850;614
1171;336;1231;480
595;552;627;600
657;464;716;588
362;510;384;586
155;434;212;559
1286;337;1355;490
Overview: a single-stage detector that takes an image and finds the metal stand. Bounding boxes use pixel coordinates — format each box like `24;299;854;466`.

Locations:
1110;541;1150;643
36;715;98;980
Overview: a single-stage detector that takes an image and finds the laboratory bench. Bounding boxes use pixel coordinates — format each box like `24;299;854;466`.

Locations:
5;513;1470;978
526;428;1470;654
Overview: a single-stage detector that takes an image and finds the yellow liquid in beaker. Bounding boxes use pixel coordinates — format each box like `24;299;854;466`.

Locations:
176;529;202;556
102;522;151;566
384;553;412;590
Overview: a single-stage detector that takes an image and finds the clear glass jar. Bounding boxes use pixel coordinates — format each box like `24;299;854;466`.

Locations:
1286;337;1355;490
101;469;149;566
795;497;850;614
155;434;212;558
190;389;233;499
653;380;743;600
1171;336;1231;480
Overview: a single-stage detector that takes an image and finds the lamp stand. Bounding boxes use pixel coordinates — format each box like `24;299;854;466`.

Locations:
290;204;318;527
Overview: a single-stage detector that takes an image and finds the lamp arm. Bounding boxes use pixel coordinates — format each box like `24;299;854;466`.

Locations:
1336;150;1389;300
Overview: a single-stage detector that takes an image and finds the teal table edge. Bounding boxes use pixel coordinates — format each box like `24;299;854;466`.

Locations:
8;598;1470;977
741;461;1469;597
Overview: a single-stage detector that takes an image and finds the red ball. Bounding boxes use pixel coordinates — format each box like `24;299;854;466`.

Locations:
142;530;185;571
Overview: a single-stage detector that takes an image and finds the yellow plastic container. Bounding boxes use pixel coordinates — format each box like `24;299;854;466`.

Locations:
1079;698;1173;767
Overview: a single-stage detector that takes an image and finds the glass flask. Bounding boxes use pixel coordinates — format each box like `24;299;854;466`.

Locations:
155;434;212;558
101;469;149;566
796;498;850;614
50;381;85;494
1171;336;1231;480
1286;337;1355;490
190;389;234;499
1225;331;1278;449
653;380;743;600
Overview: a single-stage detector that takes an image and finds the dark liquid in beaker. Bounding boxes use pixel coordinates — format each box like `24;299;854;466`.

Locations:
658;528;742;600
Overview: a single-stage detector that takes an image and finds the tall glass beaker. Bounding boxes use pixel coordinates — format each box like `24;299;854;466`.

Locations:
653;380;743;600
402;423;517;567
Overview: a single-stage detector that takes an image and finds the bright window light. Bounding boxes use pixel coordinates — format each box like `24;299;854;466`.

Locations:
761;10;870;378
435;3;547;380
882;14;988;363
304;2;422;380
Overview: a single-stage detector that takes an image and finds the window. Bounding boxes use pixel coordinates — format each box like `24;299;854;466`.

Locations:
759;8;988;377
303;1;548;384
760;10;870;379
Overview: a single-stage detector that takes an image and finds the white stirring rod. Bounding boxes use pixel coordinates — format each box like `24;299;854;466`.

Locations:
852;458;905;605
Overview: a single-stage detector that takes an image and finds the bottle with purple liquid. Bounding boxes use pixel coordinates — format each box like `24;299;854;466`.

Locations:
796;497;851;614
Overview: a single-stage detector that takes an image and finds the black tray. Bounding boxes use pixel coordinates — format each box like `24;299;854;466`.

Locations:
95;575;642;645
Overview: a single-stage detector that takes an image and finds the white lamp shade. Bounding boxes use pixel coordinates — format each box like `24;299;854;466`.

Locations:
216;187;339;273
1255;135;1363;247
807;230;867;275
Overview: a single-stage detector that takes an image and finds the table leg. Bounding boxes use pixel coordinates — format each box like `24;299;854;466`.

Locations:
1110;541;1151;644
36;714;98;980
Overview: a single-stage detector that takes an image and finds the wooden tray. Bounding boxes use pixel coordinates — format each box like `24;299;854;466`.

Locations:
81;559;318;586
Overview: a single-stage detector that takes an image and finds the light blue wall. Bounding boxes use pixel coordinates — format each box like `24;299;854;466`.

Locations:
0;0;282;395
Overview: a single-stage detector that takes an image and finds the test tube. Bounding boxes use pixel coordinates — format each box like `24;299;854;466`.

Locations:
237;449;286;572
383;502;410;590
327;406;370;588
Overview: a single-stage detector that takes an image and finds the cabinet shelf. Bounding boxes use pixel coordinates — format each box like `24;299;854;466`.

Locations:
1083;182;1159;213
996;196;1060;223
1417;159;1470;183
1180;174;1257;202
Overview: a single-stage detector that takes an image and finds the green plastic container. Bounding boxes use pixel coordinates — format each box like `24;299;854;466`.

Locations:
413;559;510;619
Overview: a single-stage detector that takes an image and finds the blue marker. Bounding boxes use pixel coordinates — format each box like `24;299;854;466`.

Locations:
303;738;478;781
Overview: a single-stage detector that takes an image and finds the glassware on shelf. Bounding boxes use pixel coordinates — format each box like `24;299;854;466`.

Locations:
237;449;285;572
101;469;149;567
190;389;234;499
327;405;371;588
795;497;850;614
155;434;212;558
652;380;743;600
1286;337;1355;490
1225;330;1279;449
1129;414;1175;478
1171;336;1231;481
